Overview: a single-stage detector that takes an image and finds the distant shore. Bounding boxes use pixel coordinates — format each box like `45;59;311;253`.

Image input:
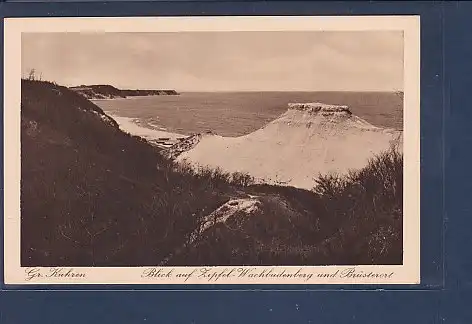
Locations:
70;84;179;100
90;95;166;101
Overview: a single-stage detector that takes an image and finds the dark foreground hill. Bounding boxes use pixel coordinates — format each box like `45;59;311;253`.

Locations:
70;84;179;99
21;79;402;266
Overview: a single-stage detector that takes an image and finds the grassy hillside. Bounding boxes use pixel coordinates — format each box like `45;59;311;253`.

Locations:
22;80;230;266
21;79;402;266
167;148;402;266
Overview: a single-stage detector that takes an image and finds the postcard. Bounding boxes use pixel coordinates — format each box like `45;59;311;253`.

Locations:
3;16;420;285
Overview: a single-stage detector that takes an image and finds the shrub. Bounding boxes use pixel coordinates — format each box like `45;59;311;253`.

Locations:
313;173;349;198
230;171;255;187
310;146;403;264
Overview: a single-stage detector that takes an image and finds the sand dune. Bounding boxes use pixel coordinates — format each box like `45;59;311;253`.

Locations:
107;103;402;190
175;103;403;189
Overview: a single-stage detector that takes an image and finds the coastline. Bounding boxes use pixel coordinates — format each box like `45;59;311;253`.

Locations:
107;113;187;148
91;94;178;101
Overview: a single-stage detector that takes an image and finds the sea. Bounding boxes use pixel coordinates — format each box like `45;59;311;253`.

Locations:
93;91;403;137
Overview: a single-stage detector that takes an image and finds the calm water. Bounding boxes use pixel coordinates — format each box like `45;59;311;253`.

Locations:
93;92;403;137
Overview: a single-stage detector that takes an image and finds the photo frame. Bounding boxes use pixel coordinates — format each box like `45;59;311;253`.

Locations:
1;1;463;323
5;15;420;286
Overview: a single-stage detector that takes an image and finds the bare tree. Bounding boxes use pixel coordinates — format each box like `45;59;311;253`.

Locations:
28;68;36;81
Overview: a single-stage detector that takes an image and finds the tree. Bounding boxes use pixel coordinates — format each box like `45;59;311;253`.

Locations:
27;68;36;81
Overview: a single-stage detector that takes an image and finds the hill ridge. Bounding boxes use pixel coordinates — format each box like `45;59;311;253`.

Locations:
70;84;179;99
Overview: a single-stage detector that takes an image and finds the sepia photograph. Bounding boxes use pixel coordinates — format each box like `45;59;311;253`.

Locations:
4;17;420;284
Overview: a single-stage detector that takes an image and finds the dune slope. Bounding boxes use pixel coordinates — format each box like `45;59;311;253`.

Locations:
176;103;403;189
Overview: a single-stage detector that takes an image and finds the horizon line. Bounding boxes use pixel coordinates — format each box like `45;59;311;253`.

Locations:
23;78;404;93
67;84;403;93
177;89;404;93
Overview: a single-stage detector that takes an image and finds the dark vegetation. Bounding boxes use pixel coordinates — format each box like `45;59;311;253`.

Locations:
21;79;403;266
170;147;402;266
22;79;227;266
70;84;179;100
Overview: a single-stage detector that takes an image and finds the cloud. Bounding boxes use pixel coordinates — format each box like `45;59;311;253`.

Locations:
22;31;403;91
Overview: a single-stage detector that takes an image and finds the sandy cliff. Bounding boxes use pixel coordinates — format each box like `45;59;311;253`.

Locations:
175;103;403;189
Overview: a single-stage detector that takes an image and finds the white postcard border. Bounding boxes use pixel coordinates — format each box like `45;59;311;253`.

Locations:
3;16;420;285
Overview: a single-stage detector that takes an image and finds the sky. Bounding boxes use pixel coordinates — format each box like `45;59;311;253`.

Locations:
22;31;404;92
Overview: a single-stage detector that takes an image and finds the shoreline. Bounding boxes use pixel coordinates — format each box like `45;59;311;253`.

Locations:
107;113;188;148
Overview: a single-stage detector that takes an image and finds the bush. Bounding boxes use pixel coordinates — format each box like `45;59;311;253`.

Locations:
230;172;255;187
310;146;403;264
169;147;403;266
313;173;349;198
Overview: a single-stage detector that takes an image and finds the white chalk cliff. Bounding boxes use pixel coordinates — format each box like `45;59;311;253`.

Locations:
174;103;403;189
